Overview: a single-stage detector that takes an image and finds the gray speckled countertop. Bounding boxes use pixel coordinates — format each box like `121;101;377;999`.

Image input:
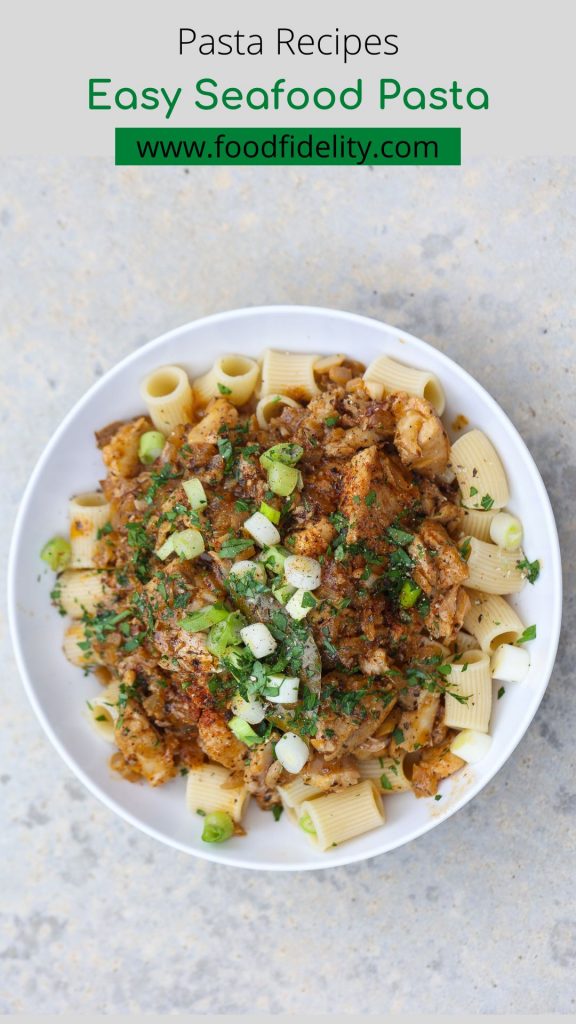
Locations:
1;159;575;1014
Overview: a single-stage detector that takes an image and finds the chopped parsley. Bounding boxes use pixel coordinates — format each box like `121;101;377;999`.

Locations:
480;494;494;510
497;686;505;700
517;624;536;644
459;538;471;560
218;536;255;559
364;489;377;507
324;415;340;427
517;557;540;584
126;521;154;582
217;436;234;474
469;486;478;497
227;567;269;599
217;383;232;395
405;655;469;704
144;463;181;505
386;527;415;546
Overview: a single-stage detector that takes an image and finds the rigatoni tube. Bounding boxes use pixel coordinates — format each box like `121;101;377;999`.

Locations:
465;536;526;594
444;650;492;733
299;781;385;851
463;593;526;652
363;354;445;414
140;365;194;433
186;763;249;823
450;429;509;510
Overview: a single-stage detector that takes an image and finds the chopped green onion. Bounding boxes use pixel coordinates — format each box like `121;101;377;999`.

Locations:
181;603;229;633
260;545;289;575
489;512;522;551
399;580;422;609
260;443;304;471
172;528;205;560
259;501;281;525
228;717;262;747
272;582;296;606
182;477;208;510
156;535;176;561
206;611;246;658
201;811;234;843
138;431;166;465
243;511;281;547
285;588;313;621
40;537;71;571
298;812;316;836
267;462;299;497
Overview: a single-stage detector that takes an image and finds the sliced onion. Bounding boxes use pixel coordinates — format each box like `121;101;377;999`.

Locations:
239;622;277;658
243;511;281;548
490;643;530;682
284;555;322;591
275;732;309;774
450;729;492;764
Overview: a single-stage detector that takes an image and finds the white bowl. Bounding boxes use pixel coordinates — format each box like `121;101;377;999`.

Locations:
8;306;562;870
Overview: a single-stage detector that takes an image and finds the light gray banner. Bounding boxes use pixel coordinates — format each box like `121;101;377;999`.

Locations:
0;0;574;156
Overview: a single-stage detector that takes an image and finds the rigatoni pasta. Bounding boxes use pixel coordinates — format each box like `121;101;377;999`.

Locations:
300;781;385;851
260;349;320;400
464;593;526;652
255;393;302;429
87;682;121;742
461;508;498;543
465;536;527;594
444;650;492;732
185;764;249;823
454;630;480;653
68;493;110;568
450;429;509;509
140;365;194;433
193;354;259;408
57;570;111;618
63;622;99;666
363;354;445;414
358;754;412;793
277;776;324;809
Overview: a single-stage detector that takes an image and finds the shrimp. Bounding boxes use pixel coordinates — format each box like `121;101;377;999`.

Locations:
387;392;451;479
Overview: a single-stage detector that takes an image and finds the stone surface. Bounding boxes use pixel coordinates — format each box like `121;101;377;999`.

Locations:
0;159;574;1014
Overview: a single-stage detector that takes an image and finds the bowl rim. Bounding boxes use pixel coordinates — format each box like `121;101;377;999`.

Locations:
7;304;563;871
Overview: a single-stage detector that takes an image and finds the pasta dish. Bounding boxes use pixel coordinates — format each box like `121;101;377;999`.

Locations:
41;349;539;850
